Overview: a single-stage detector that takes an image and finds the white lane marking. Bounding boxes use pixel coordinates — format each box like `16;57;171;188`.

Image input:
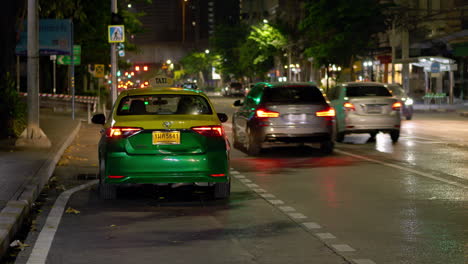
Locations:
230;170;240;175
233;175;246;179
246;183;259;188
260;193;275;198
252;188;266;193
302;222;322;229
352;259;377;264
335;149;468;189
332;244;356;252
278;206;296;212
223;123;233;129
267;199;284;205
26;180;98;264
240;179;252;183
316;233;336;239
288;213;307;219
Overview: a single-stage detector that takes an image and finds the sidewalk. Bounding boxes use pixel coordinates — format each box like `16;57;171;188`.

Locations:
412;101;468;117
0;109;85;259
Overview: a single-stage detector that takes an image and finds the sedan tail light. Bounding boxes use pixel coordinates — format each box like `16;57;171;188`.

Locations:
316;108;336;117
392;102;402;111
192;125;224;137
256;108;280;118
106;127;142;138
343;102;355;111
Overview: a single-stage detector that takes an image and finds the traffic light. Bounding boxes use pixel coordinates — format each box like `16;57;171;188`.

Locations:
143;65;148;71
135;65;140;71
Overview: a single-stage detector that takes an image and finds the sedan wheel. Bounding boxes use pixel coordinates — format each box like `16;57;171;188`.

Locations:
390;130;400;143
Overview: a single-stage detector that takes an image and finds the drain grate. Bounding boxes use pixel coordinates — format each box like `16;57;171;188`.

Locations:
76;173;98;180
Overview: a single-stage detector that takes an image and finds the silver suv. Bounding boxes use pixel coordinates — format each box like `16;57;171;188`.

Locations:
327;82;401;143
232;82;335;155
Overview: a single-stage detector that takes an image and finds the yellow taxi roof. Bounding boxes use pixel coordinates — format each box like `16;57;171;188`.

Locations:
118;87;204;98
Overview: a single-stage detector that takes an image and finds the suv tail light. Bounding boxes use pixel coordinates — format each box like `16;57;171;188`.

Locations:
192;125;224;137
106;127;142;138
316;108;336;117
256;108;280;118
392;102;402;111
343;102;355;111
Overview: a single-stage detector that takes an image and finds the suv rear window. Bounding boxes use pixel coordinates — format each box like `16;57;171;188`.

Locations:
117;94;213;115
346;86;392;97
263;86;326;104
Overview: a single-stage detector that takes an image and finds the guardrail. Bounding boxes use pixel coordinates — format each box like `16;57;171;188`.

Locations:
423;93;448;104
20;93;99;123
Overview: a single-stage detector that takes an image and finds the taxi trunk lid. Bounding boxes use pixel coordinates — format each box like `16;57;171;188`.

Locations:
114;115;221;155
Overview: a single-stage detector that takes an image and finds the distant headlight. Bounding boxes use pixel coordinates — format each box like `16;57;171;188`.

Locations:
405;98;413;105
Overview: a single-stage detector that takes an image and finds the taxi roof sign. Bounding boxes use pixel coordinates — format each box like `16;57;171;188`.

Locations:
149;75;174;87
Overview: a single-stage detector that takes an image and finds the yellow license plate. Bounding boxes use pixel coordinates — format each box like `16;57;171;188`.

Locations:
152;131;180;145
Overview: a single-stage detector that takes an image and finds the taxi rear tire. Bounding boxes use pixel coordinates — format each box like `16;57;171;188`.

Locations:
213;181;230;199
99;160;116;200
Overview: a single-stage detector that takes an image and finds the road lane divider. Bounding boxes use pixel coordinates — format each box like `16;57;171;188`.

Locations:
335;149;468;189
231;168;377;264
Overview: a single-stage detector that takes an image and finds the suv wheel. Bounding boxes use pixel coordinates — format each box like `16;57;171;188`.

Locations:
320;140;334;154
246;128;261;156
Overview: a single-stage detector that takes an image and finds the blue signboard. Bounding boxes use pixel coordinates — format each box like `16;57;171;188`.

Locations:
15;19;72;56
430;62;440;73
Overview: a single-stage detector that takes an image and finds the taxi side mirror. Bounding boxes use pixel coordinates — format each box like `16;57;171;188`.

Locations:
217;113;228;123
92;114;106;125
233;100;243;107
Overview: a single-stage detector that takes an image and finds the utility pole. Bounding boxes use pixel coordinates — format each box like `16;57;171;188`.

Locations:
110;0;118;104
16;0;51;148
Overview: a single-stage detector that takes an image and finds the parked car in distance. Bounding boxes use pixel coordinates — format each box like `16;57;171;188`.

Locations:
232;82;335;155
92;86;230;200
222;82;245;97
385;83;414;120
327;82;401;143
182;83;198;89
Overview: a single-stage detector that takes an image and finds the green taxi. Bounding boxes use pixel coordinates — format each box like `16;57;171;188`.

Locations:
92;84;230;200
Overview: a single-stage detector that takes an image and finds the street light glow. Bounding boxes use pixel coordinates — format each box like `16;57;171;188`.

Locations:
205;49;210;54
166;59;172;64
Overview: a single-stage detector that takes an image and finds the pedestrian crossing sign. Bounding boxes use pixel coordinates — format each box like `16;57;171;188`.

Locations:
108;25;125;43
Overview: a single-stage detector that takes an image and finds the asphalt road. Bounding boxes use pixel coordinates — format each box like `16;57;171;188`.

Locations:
14;95;468;264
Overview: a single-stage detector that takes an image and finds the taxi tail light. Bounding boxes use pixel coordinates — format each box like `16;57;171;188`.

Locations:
108;175;125;179
392;102;402;111
343;102;355;111
256;108;280;118
210;173;225;177
192;125;224;137
106;127;142;138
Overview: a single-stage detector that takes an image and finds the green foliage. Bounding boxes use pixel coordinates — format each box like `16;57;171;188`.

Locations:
210;24;249;79
180;52;220;81
0;73;26;138
300;0;387;67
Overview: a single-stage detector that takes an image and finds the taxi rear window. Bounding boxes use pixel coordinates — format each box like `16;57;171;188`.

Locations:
116;94;213;115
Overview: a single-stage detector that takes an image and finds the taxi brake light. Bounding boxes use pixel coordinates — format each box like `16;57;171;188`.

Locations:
192;126;224;137
316;108;335;117
106;127;142;138
256;109;280;118
392;102;402;110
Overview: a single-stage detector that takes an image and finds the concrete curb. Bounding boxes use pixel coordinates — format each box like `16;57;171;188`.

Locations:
0;121;82;260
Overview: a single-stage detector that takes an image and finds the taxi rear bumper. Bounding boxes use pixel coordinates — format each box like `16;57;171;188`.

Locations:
103;151;229;184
